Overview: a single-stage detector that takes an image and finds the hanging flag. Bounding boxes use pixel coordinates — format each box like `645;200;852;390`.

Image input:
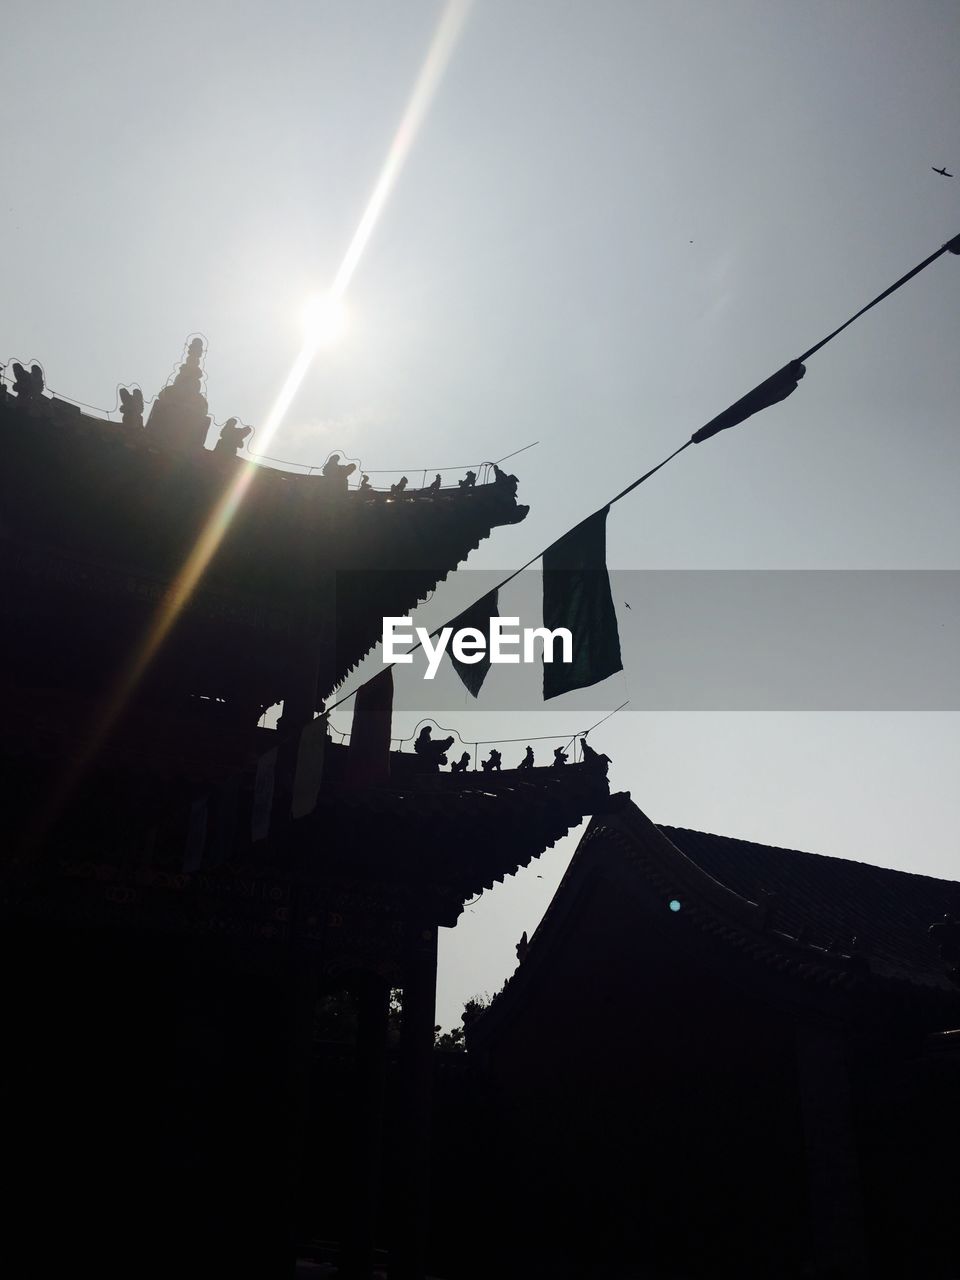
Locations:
448;589;499;697
691;360;806;444
292;714;328;819
183;797;208;872
251;747;278;842
542;507;623;700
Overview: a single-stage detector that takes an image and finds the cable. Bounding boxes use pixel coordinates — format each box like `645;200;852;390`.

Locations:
321;229;960;716
579;701;630;737
496;440;540;465
607;440;693;504
320;433;690;714
4;359;541;487
326;704;630;753
797;233;960;363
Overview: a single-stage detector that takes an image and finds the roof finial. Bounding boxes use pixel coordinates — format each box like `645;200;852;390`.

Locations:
144;335;211;451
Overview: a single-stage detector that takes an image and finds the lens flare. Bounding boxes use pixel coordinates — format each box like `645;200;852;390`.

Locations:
112;0;474;721
25;1;475;858
256;0;473;458
302;293;347;349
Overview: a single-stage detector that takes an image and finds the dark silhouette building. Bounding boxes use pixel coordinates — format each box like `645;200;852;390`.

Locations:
0;344;614;1279
461;799;960;1280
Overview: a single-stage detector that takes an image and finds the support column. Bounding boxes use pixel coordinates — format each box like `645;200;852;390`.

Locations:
340;974;391;1279
390;925;439;1280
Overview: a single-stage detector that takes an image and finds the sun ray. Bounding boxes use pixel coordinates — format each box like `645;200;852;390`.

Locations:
27;1;475;851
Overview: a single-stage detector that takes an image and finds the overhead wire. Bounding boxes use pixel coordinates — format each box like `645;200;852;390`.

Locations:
1;364;539;487
321;229;960;717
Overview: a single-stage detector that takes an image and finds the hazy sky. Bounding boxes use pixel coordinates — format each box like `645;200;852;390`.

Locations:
4;1;959;1027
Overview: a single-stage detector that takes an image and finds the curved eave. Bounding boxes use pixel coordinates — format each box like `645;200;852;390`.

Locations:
468;801;960;1047
1;395;527;705
281;759;615;918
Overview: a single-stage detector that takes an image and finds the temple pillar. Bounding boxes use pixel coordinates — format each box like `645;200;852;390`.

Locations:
796;1025;867;1278
390;924;439;1280
339;973;391;1279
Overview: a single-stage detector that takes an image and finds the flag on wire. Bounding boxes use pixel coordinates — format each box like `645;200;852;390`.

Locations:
691;360;806;444
251;747;278;842
448;589;500;698
292;714;328;819
542;507;623;700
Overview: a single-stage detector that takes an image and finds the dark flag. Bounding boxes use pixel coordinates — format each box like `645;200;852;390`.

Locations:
691;360;806;444
449;589;499;698
542;507;623;700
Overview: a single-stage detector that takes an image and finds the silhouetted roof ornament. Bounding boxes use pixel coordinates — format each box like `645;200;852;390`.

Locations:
451;751;470;773
579;735;610;774
214;417;252;456
493;464;518;497
459;470;476;489
118;387;144;429
552;746;568;768
516;931;529;963
427;473;442;493
390;476;409;498
414;725;454;770
12;362;44;408
322;453;357;487
518;746;534;770
481;748;502;772
144;336;211;451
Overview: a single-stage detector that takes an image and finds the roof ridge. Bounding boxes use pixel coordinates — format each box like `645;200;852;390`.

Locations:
658;823;960;891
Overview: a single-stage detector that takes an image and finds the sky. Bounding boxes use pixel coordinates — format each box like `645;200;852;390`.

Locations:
3;0;959;1028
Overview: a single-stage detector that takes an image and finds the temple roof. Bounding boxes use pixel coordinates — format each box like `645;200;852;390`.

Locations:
291;749;615;915
0;374;526;708
469;799;960;1043
661;822;960;991
7;752;614;969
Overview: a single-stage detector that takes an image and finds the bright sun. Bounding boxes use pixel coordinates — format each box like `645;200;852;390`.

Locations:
302;293;347;348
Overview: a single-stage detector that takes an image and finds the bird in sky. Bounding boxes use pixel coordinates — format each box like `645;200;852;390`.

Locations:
624;601;632;610
932;165;954;177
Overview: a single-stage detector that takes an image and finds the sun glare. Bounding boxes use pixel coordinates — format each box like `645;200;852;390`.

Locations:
35;0;476;852
302;293;347;349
